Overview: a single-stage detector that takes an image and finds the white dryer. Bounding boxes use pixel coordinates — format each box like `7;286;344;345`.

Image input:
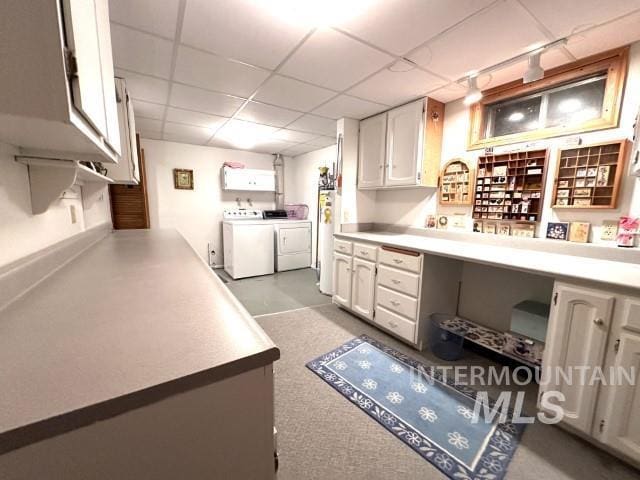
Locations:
274;221;312;272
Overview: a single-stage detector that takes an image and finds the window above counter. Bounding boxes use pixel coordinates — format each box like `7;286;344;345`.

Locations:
467;47;628;150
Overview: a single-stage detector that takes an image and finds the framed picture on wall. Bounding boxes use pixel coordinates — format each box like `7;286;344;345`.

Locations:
174;169;194;190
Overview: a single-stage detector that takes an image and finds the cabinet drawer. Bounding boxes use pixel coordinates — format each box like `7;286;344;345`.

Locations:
376;285;417;320
334;239;353;255
377;265;420;297
353;242;377;261
378;247;421;273
375;306;416;343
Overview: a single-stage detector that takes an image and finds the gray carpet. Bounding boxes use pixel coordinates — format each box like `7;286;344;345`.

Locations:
257;304;639;480
218;268;331;316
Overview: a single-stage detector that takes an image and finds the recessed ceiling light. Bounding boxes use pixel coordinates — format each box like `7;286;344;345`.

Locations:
258;0;374;28
463;76;482;106
216;120;273;150
508;112;524;122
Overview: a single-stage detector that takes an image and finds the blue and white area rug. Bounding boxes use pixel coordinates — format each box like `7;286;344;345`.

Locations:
306;335;525;480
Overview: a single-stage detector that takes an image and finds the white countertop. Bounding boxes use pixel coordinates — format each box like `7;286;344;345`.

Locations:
0;229;279;452
336;231;640;291
223;219;312;225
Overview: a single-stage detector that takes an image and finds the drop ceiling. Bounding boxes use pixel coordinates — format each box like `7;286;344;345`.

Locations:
109;0;640;156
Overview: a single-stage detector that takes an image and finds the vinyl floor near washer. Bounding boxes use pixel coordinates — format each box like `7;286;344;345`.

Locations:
216;268;332;316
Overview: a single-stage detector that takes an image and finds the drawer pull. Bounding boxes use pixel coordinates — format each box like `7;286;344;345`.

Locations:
339;245;345;250
390;300;400;306
393;259;403;264
594;317;604;326
388;321;398;328
360;250;368;255
391;279;401;284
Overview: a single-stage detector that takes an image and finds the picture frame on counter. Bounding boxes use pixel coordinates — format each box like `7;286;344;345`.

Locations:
601;220;619;241
512;222;536;238
473;220;483;233
498;222;511;236
546;222;569;241
568;222;590;243
437;215;448;230
483;222;497;234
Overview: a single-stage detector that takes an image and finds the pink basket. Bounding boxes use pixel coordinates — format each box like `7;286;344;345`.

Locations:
284;204;309;220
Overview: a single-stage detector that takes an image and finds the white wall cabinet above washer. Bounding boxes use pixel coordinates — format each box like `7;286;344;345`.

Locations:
0;0;121;163
107;78;139;184
222;166;276;191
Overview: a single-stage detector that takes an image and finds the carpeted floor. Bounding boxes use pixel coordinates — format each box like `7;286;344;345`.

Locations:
257;304;640;480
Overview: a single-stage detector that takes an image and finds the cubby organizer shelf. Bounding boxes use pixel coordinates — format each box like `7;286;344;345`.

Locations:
16;157;113;215
552;140;629;209
439;158;473;205
473;148;549;222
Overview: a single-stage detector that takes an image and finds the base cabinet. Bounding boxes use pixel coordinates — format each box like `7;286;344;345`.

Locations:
351;258;376;320
332;253;352;308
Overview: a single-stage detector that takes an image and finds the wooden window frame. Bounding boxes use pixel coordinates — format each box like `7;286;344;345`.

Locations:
467;46;629;150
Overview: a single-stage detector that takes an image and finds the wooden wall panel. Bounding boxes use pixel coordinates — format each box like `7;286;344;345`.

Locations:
109;139;150;229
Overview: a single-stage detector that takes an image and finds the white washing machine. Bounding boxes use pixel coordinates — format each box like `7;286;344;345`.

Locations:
222;209;274;279
274;221;312;272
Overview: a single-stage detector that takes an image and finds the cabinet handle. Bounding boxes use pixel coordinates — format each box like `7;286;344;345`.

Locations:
593;317;604;326
388;321;398;328
360;250;368;255
393;259;403;264
391;279;401;284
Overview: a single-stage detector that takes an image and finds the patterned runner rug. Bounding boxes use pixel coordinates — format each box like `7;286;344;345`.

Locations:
306;335;525;480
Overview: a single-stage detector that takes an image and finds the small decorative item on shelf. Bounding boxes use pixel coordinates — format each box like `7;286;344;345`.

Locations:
173;168;194;190
483;222;497;234
439;158;474;205
472;148;548;222
601;220;619;241
617;216;640;247
552;140;630;208
568;222;590;243
437;215;448;230
497;222;511;236
473;220;483;233
512;222;535;238
425;215;437;229
546;222;569;241
450;213;466;229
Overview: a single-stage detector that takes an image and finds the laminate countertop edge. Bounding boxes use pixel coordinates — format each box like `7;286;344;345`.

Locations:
335;231;640;292
0;229;280;453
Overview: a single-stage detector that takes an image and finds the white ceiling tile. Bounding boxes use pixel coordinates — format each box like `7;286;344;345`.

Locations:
138;130;163;141
426;83;468;103
270;129;320;143
181;0;310;70
215;119;279;147
335;0;494;55
520;0;640;38
312;94;388;120
174;46;271;98
254;75;336;112
348;67;445;106
565;12;640;59
110;24;174;78
279;28;393;91
236;101;302;127
286;114;337;136
281;143;321;156
251;140;298;154
408;0;547;80
305;136;336;148
109;0;180;39
164;122;215;144
136;117;163;132
165;107;228;130
131;99;166;120
169;83;245;117
116;70;170;104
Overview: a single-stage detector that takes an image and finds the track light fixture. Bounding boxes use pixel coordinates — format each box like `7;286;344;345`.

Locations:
523;52;544;83
463;76;482;105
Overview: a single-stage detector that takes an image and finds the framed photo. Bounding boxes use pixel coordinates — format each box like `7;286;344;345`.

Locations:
601;220;618;241
498;222;511;236
596;165;610;187
576;168;587;177
569;222;590;243
556;198;569;206
573;198;592;207
557;189;570;198
585;178;596;187
483;222;497;234
173;169;194;190
425;215;437;229
512;222;535;238
437;215;448;230
587;167;598;177
558;180;570;188
575;179;586;188
573;188;591;197
546;222;569;241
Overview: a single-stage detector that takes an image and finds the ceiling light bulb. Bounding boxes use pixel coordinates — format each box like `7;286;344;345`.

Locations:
463;76;482;105
558;98;582;113
508;112;524;122
523;52;544;83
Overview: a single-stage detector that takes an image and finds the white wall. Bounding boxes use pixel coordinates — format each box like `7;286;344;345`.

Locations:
373;42;640;243
0;142;112;268
284;145;336;266
142;139;284;265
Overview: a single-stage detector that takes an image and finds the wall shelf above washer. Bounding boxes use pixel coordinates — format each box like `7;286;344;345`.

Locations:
16;157;113;215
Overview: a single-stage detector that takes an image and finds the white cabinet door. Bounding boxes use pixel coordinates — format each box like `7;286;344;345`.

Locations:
351;258;376;320
385;99;423;187
125;90;140;183
252;171;276;191
540;283;615;434
333;253;352;308
110;78;139;183
601;331;640;462
358;113;386;189
61;0;108;139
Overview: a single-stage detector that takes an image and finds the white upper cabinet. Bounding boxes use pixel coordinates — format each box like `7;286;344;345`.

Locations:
385;100;424;186
222;167;276;192
357;98;443;190
0;0;120;163
358;113;386;188
108;78;139;184
540;283;615;434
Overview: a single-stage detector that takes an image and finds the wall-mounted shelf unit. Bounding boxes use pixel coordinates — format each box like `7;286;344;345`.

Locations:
17;157;113;215
473;148;548;222
551;140;629;209
439;158;474;205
